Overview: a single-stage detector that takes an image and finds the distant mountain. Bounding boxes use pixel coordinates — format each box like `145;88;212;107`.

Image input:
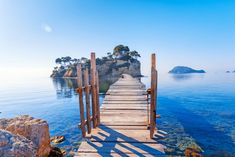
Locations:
169;66;206;74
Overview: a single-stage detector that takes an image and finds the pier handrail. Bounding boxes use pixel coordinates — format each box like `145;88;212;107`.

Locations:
76;53;100;138
77;52;158;139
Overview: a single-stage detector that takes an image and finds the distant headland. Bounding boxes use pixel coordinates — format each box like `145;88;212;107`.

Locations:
169;66;206;74
226;70;235;73
50;45;142;91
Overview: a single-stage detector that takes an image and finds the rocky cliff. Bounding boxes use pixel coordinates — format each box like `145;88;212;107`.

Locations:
97;58;141;91
0;115;51;157
50;45;142;91
0;129;37;157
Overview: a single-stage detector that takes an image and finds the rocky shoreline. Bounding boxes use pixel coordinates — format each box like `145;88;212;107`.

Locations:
0;115;65;157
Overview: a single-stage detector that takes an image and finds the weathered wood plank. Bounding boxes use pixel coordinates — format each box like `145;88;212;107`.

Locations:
98;125;148;130
88;128;163;143
76;152;165;157
78;141;165;155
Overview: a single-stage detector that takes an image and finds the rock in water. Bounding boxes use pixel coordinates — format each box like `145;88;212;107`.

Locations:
48;146;64;157
169;66;206;74
0;115;51;157
0;129;37;157
50;136;65;144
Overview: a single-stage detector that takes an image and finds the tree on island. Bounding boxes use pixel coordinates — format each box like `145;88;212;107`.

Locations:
113;45;130;58
112;44;141;60
130;50;141;59
55;58;62;65
107;52;113;59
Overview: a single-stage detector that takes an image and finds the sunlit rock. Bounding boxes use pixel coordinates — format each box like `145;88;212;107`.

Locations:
0;129;37;157
0;115;51;157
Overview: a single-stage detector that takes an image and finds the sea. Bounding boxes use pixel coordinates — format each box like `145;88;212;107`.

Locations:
0;72;235;156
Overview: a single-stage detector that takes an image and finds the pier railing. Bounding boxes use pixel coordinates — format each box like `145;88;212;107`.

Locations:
77;52;158;139
77;53;100;138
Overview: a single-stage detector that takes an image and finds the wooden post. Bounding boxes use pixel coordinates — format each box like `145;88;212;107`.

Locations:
77;64;86;137
84;68;91;134
96;71;100;125
150;53;157;138
155;68;158;124
90;53;97;128
147;89;150;127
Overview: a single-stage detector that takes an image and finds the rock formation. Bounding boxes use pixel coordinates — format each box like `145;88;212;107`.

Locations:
0;115;51;157
169;66;205;74
97;58;141;91
0;129;37;157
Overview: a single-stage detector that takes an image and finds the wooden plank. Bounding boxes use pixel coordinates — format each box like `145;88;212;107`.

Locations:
105;95;147;98
103;100;147;103
76;152;165;157
101;107;148;110
89;128;164;143
101;110;147;113
100;115;147;120
101;107;147;110
78;141;165;155
98;125;148;130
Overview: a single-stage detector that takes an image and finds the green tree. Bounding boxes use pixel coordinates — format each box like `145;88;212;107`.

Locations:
81;57;88;64
107;52;113;59
130;50;141;59
113;45;130;58
55;58;62;65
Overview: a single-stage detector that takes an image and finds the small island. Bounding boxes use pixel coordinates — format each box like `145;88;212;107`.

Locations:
50;45;142;92
169;66;206;74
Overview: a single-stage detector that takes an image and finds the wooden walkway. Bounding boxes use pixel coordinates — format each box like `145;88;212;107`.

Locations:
76;74;165;156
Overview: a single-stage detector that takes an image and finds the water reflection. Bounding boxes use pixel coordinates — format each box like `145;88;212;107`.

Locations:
52;78;78;99
170;74;204;81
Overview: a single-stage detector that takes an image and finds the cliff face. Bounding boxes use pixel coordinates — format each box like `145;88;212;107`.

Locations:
97;59;141;91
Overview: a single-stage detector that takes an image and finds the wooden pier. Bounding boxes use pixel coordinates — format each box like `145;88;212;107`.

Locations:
76;53;165;156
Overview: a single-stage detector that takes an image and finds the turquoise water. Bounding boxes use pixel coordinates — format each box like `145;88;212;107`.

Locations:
0;73;235;156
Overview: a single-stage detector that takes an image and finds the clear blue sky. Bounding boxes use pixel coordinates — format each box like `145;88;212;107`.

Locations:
0;0;235;77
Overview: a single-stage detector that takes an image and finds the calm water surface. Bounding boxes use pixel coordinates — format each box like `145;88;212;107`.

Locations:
0;73;235;156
